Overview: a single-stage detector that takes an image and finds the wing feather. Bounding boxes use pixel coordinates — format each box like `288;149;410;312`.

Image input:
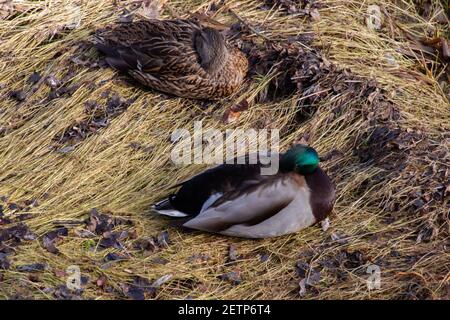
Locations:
95;19;210;78
182;175;301;233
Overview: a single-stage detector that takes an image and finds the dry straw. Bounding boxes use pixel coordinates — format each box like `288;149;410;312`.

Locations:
0;0;448;299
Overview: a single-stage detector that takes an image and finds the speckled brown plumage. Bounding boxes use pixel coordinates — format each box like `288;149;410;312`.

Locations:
94;19;248;100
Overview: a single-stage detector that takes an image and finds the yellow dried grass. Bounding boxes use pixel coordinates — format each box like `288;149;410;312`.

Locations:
0;0;448;299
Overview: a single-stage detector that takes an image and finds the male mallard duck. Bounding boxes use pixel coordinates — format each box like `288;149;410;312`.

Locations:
152;145;335;238
94;19;248;99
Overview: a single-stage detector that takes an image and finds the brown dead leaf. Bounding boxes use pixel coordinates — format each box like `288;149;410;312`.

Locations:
16;263;47;273
0;0;13;20
136;0;166;20
223;100;249;124
42;227;68;254
222;110;241;124
0;223;37;245
120;276;158;300
231;99;249;112
309;8;320;21
0;252;10;270
54;269;67;278
219;271;242;285
9;90;26;102
96;275;107;287
227;244;238;262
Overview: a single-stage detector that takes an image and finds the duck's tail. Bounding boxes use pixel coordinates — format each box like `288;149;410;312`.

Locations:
151;197;188;218
91;31;134;72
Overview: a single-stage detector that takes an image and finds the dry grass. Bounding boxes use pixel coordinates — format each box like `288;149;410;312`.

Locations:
0;0;448;300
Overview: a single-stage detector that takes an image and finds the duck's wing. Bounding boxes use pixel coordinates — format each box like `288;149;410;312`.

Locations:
94;19;225;77
151;162;262;218
182;172;315;238
166;151;279;214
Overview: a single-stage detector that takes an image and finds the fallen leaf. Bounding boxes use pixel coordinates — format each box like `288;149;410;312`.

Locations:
28;72;42;84
74;229;96;238
0;252;10;270
121;283;145;300
53;285;79;300
187;253;211;263
9;90;26;102
133;237;156;254
306;269;321;286
222;110;241;124
54;269;67;278
219;271;242;285
57;145;76;154
227;244;238;262
99;231;126;250
16;263;47;273
223;100;249;124
299;278;307;296
0;0;13;20
230;99;249;112
156;230;170;247
86;208;132;235
150;257;169;265
28;274;40;282
309;8;320;21
45;75;59;89
259;253;269;262
41;227;68;254
104;252;129;262
96;275;107;287
42;237;59;254
330;232;348;244
0;223;36;244
296;261;309;278
321;218;330;232
136;0;164;20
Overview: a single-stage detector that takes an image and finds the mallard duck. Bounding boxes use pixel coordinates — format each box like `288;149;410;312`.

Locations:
152;145;335;238
94;19;248;99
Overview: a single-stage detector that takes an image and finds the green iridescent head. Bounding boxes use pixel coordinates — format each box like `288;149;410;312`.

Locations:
280;145;320;174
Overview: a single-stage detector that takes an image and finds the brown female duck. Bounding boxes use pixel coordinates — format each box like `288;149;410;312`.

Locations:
94;19;248;99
